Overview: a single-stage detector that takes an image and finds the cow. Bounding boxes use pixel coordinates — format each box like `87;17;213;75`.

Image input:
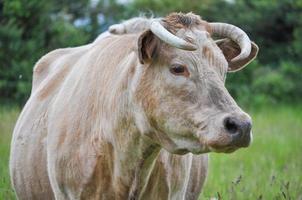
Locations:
10;12;258;200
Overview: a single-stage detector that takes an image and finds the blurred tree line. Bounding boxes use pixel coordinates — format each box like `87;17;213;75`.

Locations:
0;0;301;106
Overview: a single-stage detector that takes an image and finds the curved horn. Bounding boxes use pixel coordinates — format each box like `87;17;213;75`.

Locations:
150;21;197;51
210;23;251;62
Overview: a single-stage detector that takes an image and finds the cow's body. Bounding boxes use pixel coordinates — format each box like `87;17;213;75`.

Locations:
10;13;258;200
10;35;207;200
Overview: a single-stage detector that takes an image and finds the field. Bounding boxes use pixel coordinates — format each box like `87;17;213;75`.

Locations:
0;107;19;200
0;106;301;200
201;106;302;200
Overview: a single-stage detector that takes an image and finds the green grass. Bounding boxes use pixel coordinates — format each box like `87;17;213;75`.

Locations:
0;106;301;200
201;106;302;200
0;107;19;200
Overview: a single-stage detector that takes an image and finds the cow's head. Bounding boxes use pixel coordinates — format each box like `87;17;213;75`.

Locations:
130;13;258;154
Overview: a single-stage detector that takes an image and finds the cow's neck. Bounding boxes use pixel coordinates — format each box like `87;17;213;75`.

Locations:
94;59;162;198
97;100;161;199
127;136;161;199
109;120;161;199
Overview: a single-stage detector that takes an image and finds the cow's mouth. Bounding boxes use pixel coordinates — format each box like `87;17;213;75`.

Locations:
201;114;252;153
209;145;238;153
206;131;252;153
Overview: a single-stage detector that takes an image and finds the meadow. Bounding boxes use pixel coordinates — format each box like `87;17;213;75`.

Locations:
0;106;301;200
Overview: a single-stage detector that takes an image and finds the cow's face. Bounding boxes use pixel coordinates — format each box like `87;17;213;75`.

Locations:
133;15;258;154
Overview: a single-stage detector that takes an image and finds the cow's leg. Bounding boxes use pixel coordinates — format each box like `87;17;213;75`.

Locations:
10;108;55;200
46;166;65;200
140;150;194;200
10;143;54;200
185;154;209;200
46;128;98;200
47;147;77;200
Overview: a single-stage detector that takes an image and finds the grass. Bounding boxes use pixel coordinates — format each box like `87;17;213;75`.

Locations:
201;106;302;200
0;106;301;200
0;107;19;200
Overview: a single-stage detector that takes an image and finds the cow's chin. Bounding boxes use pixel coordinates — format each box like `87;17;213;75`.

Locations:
164;144;239;155
208;146;238;153
205;132;252;154
148;128;252;155
159;137;211;155
161;142;242;155
163;131;252;155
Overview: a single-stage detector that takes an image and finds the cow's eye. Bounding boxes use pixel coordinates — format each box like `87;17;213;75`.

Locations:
170;64;189;77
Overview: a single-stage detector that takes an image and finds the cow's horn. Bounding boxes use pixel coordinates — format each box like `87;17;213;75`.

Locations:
209;23;251;62
150;21;197;51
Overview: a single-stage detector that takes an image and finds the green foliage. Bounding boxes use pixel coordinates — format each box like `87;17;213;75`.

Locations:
0;0;301;106
0;0;89;104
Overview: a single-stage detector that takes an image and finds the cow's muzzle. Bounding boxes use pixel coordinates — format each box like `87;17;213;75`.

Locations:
223;114;252;147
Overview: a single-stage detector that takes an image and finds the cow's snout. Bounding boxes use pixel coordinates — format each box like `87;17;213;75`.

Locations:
223;115;252;147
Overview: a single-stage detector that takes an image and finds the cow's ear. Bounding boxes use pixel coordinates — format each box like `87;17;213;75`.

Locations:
216;38;259;72
138;30;160;64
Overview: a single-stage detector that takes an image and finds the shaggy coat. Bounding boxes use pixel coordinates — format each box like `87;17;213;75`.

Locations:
10;13;258;200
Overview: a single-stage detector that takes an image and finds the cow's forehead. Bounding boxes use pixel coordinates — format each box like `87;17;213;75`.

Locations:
166;31;228;77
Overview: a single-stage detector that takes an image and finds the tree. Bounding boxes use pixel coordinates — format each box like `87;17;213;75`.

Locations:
0;0;89;105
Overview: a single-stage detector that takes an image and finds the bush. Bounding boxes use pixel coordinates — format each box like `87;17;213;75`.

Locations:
226;61;302;107
0;0;89;105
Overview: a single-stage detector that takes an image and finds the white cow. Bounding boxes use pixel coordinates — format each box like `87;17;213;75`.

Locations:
10;12;258;200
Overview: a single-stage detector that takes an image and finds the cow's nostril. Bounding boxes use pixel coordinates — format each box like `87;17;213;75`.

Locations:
242;121;252;134
224;117;238;134
223;115;252;147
